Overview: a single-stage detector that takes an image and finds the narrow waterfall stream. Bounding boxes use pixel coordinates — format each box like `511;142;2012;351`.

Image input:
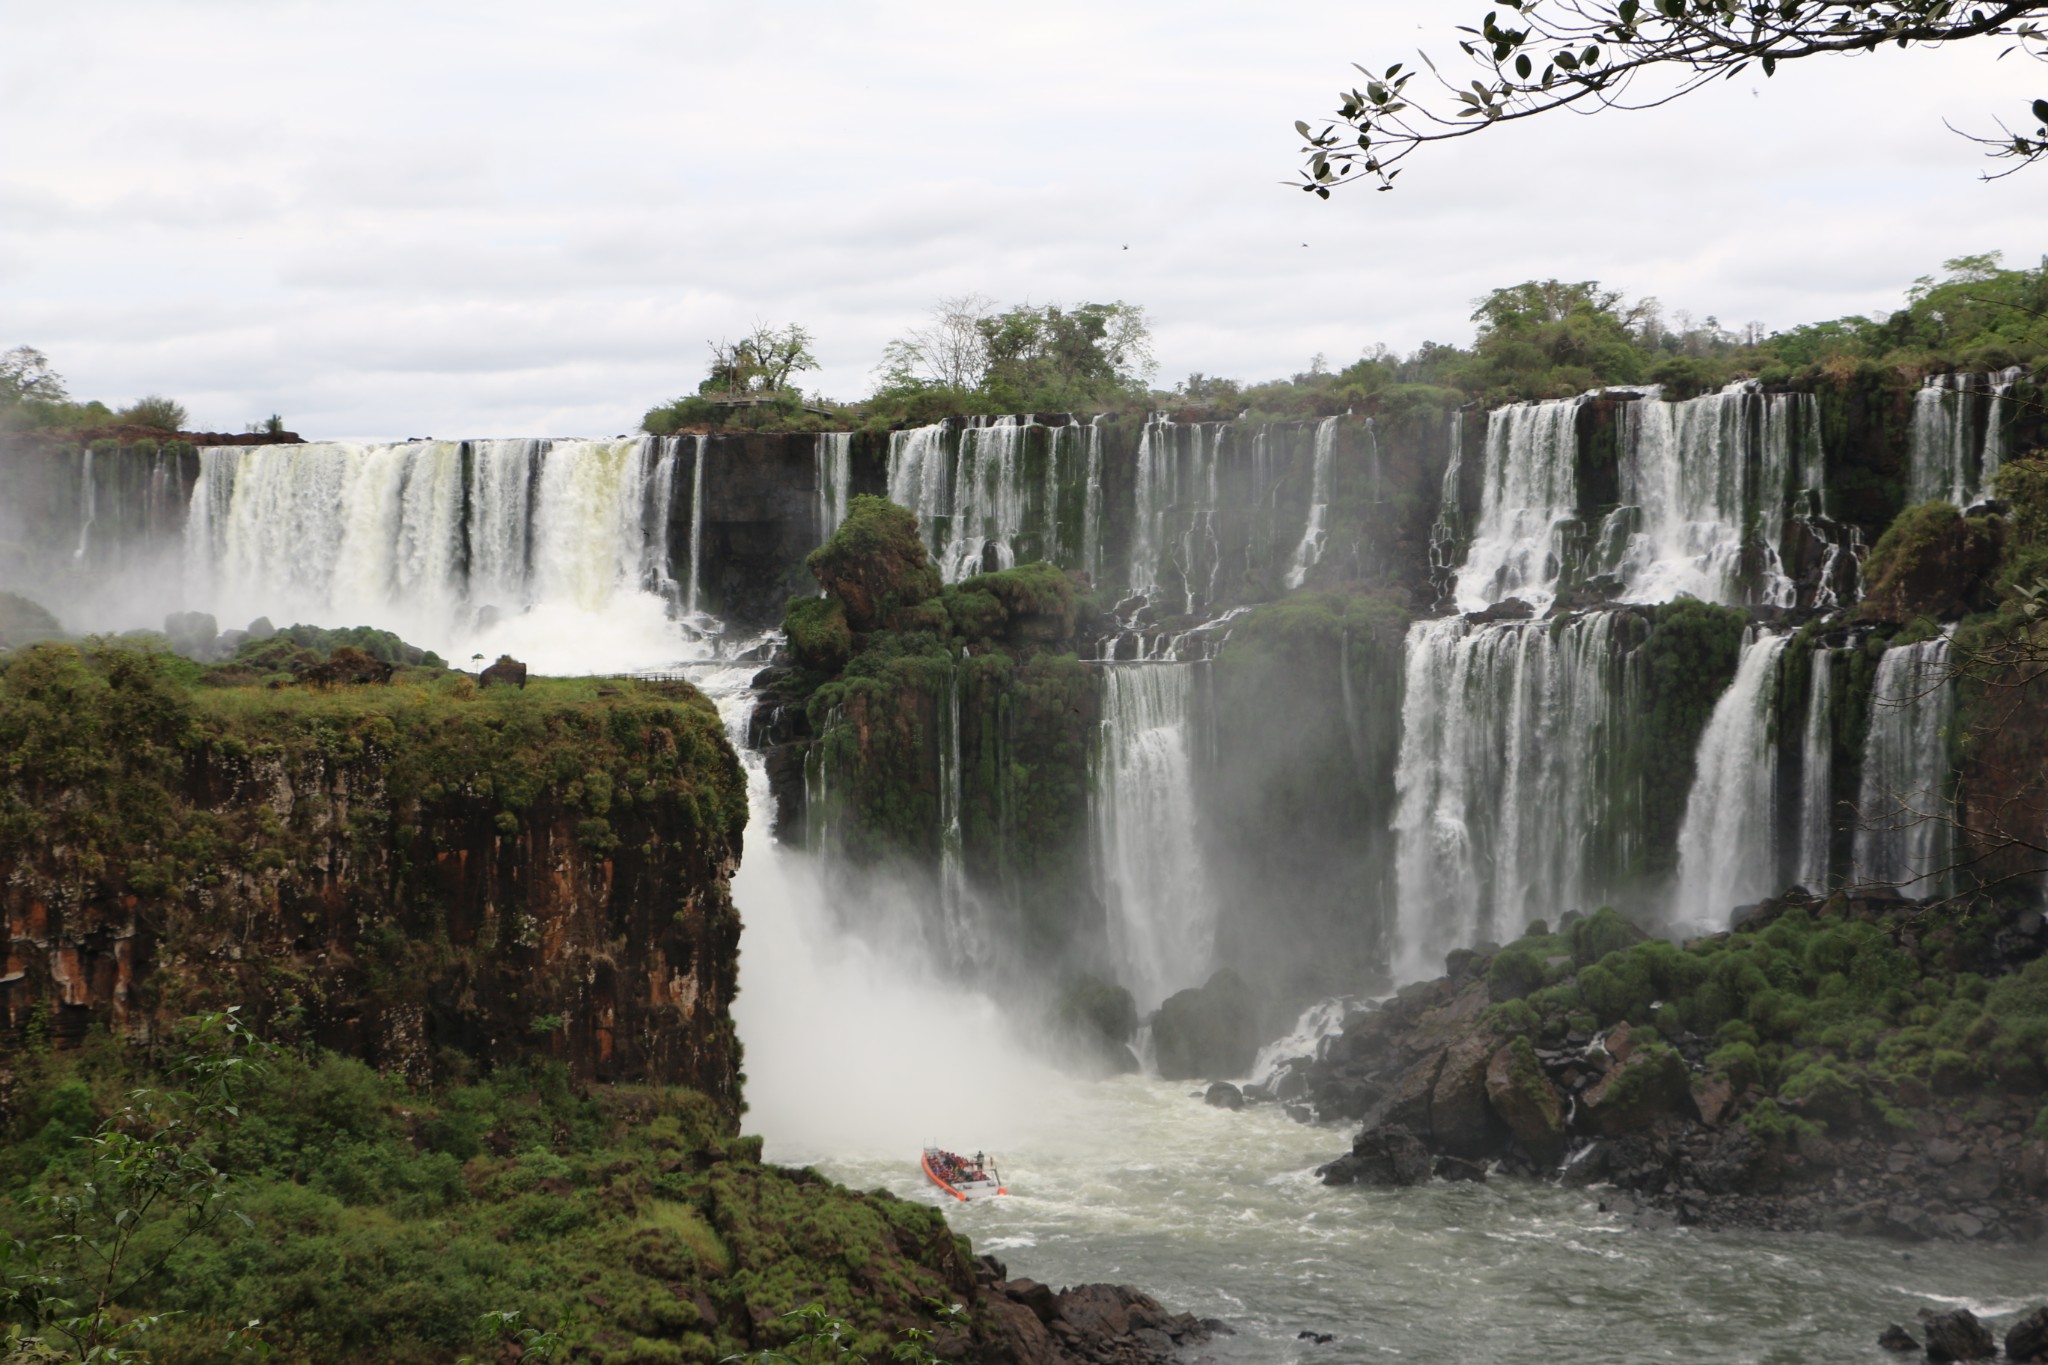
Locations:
1093;662;1215;1012
1853;633;1957;893
1672;631;1789;926
1453;397;1583;612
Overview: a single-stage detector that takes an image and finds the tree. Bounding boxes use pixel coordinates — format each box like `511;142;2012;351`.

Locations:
0;348;67;406
701;324;818;397
875;294;997;393
1295;1;2048;196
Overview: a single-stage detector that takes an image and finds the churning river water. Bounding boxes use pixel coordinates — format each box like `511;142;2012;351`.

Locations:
683;656;2048;1365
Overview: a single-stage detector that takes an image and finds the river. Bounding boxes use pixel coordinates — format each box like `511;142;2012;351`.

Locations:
686;652;2048;1365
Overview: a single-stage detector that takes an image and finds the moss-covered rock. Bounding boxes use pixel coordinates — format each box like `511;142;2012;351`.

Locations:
1486;1036;1566;1165
0;643;747;1105
805;495;941;632
1860;500;2003;623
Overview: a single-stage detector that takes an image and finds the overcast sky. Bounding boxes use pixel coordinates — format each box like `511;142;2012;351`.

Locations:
3;1;2044;440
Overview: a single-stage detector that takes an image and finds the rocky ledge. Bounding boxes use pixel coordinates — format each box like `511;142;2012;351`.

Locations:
971;1255;1220;1365
1259;895;2048;1242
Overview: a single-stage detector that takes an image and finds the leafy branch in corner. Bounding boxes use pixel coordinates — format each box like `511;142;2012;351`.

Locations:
1;1009;278;1364
1295;1;2048;196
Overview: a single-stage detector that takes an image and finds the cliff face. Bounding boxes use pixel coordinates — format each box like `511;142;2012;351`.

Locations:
0;647;748;1117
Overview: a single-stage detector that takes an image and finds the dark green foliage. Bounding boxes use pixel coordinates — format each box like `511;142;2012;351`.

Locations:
804;497;942;633
233;623;446;669
1859;500;2003;623
0;1042;974;1365
1569;907;1649;967
785;596;853;675
1475;898;2048;1140
1614;601;1747;880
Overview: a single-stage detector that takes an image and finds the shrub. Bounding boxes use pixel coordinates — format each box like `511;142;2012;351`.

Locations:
116;393;188;432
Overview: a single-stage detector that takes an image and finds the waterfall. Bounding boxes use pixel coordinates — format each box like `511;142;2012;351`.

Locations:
937;667;989;971
1080;418;1104;585
1427;410;1466;605
885;417;1072;582
1284;416;1340;590
1907;375;1982;507
181;437;690;673
1094;663;1213;1011
1852;634;1956;893
1611;384;1817;608
1672;631;1789;925
1454;397;1583;612
1127;417;1226;612
1391;612;1621;978
815;432;853;542
1983;366;2028;493
71;447;97;560
683;436;705;615
1796;647;1835;892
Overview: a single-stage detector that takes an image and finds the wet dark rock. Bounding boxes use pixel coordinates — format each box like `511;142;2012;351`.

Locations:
1464;597;1534;624
1875;1324;1919;1353
2006;1306;2048;1362
1296;1332;1335;1344
1204;1082;1245;1111
1432;1154;1488;1182
1918;1308;1996;1362
1151;969;1262;1081
1318;1124;1431;1187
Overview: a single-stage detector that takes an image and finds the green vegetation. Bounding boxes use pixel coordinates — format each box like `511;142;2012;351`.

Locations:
1;1027;973;1365
774;499;1099;956
1487;900;2048;1140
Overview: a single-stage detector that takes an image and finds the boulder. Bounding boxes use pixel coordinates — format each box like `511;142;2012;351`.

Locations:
1486;1038;1566;1166
1431;1154;1488;1182
1204;1082;1245;1111
2007;1306;2048;1363
1053;975;1142;1076
1151;969;1261;1081
1919;1308;1996;1362
164;610;219;660
1690;1073;1736;1128
1577;1041;1692;1138
1876;1325;1920;1353
1318;1124;1431;1188
1431;1034;1505;1158
479;653;528;689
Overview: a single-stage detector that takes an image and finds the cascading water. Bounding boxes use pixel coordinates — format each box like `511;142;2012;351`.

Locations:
1672;630;1789;926
1853;634;1956;894
1391;613;1622;979
1427;410;1467;606
885;417;1077;582
1079;418;1104;585
1094;663;1214;1011
1983;365;2028;493
1283;416;1339;590
1905;373;2019;507
1797;646;1837;892
936;666;991;972
1611;384;1819;608
1127;417;1226;610
182;437;691;673
815;431;852;543
1454;397;1583;612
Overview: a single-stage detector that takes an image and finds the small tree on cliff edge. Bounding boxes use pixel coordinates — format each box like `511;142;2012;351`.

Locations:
1296;0;2048;196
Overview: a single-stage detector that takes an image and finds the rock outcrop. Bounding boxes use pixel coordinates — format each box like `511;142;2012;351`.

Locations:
972;1256;1217;1365
1271;899;2048;1241
0;644;748;1114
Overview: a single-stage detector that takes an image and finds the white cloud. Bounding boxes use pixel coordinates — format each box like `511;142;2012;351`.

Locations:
3;0;2043;438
